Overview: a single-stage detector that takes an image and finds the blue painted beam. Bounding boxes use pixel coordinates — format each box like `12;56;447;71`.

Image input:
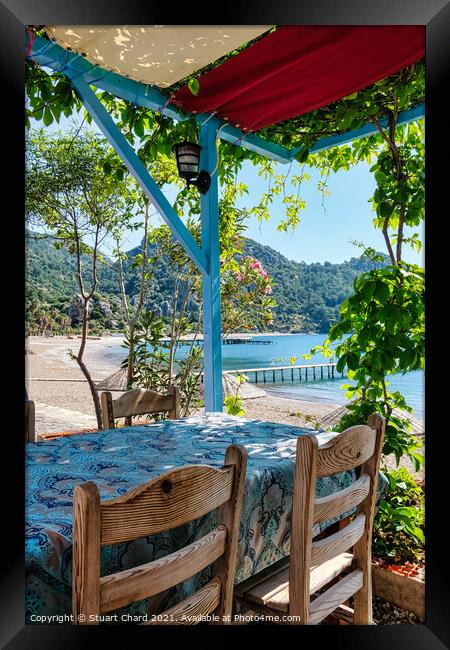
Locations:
214;121;292;164
30;36;425;166
29;35;293;163
71;76;208;275
199;120;223;413
290;103;425;158
29;35;185;123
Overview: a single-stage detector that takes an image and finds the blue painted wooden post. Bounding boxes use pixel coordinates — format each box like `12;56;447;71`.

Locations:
199;120;223;412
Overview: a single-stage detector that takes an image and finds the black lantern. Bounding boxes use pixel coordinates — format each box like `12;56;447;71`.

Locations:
173;141;211;194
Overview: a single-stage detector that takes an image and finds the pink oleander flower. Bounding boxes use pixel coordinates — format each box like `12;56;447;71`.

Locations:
235;272;244;281
260;270;269;279
251;260;263;270
264;285;272;294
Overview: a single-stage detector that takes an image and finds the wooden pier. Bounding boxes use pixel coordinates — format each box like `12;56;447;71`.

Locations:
174;336;273;347
226;362;343;384
222;337;273;345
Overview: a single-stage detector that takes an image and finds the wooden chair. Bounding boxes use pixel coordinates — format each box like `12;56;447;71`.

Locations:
100;386;180;429
25;399;36;443
72;444;248;625
234;413;385;625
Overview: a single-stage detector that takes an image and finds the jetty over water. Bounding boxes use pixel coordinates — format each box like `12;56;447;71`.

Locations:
227;362;342;384
222;337;272;345
167;333;273;346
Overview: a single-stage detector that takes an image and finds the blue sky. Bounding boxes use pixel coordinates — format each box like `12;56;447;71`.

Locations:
234;159;423;265
31;113;424;267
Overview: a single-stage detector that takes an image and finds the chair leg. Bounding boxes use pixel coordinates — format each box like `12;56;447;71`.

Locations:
352;566;372;624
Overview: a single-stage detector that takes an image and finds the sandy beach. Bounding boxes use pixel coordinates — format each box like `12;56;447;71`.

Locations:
26;335;424;478
26;334;338;430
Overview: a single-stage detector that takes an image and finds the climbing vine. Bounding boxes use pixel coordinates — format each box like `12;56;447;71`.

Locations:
25;28;423;235
315;108;425;471
25;29;425;491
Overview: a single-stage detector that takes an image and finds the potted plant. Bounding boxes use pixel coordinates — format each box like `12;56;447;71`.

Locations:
371;467;425;619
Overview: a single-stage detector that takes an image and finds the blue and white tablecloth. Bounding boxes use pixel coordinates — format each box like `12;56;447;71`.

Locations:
25;412;387;622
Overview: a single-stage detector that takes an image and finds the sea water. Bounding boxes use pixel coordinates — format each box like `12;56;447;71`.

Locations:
176;333;424;418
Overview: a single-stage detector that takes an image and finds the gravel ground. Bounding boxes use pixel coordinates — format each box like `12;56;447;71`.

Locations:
239;597;422;625
373;596;423;624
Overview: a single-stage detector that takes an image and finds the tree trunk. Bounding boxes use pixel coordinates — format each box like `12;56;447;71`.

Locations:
76;355;103;429
126;323;136;390
74;297;103;429
121;203;150;390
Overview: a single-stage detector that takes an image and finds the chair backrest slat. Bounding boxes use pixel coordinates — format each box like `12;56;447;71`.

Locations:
110;388;174;419
308;569;364;625
100;526;227;612
211;444;248;619
316;425;376;478
311;513;366;567
146;577;222;625
289;414;385;623
72;444;247;625
100;464;234;545
313;473;371;525
100;386;180;429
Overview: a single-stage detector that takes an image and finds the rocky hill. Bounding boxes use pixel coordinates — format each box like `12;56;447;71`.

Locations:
26;231;387;334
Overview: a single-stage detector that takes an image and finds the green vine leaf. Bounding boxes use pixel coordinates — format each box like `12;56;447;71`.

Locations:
187;78;200;96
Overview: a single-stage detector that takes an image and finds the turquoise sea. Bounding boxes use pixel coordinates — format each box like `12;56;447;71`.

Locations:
178;333;424;419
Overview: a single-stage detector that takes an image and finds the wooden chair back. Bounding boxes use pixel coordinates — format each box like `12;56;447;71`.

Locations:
100;386;180;429
72;444;248;625
289;413;385;624
25;399;36;443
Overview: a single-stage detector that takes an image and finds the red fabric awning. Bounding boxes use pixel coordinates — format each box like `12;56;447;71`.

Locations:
172;26;425;132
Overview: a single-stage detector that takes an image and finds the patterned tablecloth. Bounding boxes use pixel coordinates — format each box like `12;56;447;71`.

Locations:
25;413;387;622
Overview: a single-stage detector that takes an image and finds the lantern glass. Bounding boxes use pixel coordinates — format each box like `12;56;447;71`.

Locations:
173;142;201;181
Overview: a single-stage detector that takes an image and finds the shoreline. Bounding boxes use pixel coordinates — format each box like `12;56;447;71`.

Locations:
26;336;341;433
27;330;323;342
25;335;424;480
26;336;424;479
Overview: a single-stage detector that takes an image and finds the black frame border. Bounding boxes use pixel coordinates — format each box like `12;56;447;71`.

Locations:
1;0;449;647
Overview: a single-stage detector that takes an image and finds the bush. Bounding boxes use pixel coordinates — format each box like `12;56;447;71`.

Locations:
372;467;424;564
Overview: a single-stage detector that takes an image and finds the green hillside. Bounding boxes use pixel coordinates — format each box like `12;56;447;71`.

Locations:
25;232;387;334
243;239;386;332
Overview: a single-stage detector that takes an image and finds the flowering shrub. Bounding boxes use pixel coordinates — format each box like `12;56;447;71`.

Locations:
124;227;277;416
221;256;276;336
